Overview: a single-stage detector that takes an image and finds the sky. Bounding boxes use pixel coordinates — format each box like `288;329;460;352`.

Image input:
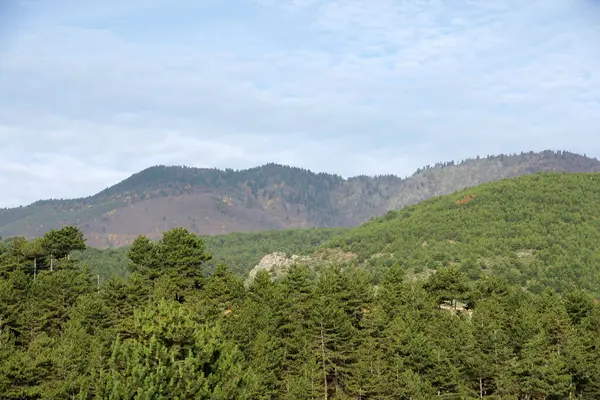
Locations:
0;0;599;207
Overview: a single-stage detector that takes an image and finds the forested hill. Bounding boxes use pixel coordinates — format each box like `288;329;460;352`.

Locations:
321;172;600;296
71;172;600;293
3;173;600;398
1;150;599;247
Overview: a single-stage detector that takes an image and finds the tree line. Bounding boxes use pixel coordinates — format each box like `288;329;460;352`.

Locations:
1;226;600;398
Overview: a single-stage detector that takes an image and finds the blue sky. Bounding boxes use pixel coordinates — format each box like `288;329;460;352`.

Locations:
0;0;599;207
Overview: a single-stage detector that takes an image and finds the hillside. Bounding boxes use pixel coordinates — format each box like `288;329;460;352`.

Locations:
3;173;600;398
1;150;599;247
321;172;600;295
75;227;347;283
73;172;600;292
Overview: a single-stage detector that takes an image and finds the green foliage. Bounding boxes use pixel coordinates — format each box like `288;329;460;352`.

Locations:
21;268;94;340
127;235;156;272
73;247;132;284
200;227;346;275
2;172;600;398
69;227;345;281
41;226;86;259
158;228;211;286
99;300;258;400
2;150;599;245
126;228;211;302
423;266;469;308
324;172;600;296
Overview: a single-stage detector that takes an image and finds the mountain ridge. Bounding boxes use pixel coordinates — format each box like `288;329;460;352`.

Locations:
1;149;599;247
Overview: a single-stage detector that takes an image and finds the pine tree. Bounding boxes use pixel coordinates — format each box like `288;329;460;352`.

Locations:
515;332;572;399
99;300;258;399
470;297;514;397
423;266;469;309
127;235;159;279
41;226;87;265
0;270;31;343
277;265;315;397
310;285;356;398
200;263;246;321
21;267;93;340
156;228;211;302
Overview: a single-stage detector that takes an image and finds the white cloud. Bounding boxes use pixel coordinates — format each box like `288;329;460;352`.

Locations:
0;0;599;207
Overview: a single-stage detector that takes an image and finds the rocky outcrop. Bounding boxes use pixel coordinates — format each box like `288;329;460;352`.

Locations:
246;248;358;284
246;252;311;284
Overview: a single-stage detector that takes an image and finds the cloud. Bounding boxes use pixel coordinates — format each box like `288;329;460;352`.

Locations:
0;0;599;206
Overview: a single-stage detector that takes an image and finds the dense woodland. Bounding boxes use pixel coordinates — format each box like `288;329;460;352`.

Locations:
324;173;600;296
75;172;600;293
2;172;600;398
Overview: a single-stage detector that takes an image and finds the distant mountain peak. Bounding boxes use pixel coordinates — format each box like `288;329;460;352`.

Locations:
1;150;599;248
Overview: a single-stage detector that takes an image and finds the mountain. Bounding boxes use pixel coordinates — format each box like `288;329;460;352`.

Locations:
1;150;600;247
5;173;600;398
319;172;600;296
